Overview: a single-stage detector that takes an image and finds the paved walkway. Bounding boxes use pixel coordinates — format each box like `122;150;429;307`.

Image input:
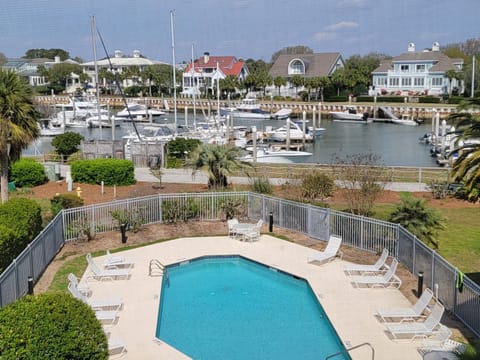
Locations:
134;167;430;192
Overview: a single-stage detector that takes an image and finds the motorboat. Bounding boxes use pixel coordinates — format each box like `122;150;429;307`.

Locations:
272;108;292;120
391;114;420;126
51;96;104;127
123;124;176;143
329;107;372;123
85;113;119;128
220;98;271;120
265;120;314;142
38;118;65;136
116;103;166;121
241;145;312;164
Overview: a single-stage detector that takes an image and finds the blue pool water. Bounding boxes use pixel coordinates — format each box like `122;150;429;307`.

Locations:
156;256;350;360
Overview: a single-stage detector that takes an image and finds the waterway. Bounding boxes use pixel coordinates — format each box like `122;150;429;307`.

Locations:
27;113;437;167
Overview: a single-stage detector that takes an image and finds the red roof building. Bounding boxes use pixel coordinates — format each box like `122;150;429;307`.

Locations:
182;52;249;96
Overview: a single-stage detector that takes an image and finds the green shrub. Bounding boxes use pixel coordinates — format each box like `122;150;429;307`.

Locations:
251;177;273;195
161;198;201;223
110;205;147;233
301;171;334;201
0;198;43;272
71;158;135;185
0;293;108;359
418;96;441;104
50;193;85;216
10;158;48;187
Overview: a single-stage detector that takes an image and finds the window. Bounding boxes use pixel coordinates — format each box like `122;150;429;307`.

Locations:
416;64;425;72
401;78;411;86
400;64;409;72
389;77;399;86
288;59;305;75
432;77;443;86
414;77;424;86
376;77;386;86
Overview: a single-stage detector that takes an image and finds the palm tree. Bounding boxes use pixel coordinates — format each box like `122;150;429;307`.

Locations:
273;76;286;96
448;98;480;201
388;194;445;249
184;144;251;189
0;69;40;203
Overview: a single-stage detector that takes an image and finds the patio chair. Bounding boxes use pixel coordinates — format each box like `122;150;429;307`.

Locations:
86;253;131;281
376;288;434;322
68;282;123;311
227;218;239;239
344;248;389;275
307;235;343;265
68;273;92;297
108;337;127;356
419;324;467;355
95;309;119;324
243;219;263;242
104;249;135;269
385;302;444;340
350;258;402;289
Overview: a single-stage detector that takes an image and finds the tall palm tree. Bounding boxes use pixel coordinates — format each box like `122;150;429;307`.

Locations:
0;69;39;203
448;97;480;202
184;144;251;189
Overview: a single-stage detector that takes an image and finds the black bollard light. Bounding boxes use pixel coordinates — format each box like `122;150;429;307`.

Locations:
417;271;424;298
269;212;273;232
27;276;34;295
120;223;128;243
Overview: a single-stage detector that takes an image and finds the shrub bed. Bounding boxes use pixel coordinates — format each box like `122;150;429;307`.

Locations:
71;158;135;185
11;158;48;187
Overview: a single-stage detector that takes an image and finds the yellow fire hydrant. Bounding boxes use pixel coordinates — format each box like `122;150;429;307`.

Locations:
76;187;82;198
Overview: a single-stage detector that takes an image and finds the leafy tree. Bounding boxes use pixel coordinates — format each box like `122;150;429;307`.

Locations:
184;144;252;189
24;48;70;60
0;293;108;359
271;45;314;63
388;194;445;249
41;63;86;92
449;98;480;202
220;75;239;97
51;131;84;160
0;69;40;203
273;76;286;96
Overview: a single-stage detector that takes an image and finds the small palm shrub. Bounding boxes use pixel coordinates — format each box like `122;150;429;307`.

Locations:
251;177;273;195
301;171;334;201
50;193;85;216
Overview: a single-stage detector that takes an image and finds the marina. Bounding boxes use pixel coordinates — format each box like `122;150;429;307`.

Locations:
27;112;439;167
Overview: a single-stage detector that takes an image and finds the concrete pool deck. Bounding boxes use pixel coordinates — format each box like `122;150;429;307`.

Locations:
83;235;426;359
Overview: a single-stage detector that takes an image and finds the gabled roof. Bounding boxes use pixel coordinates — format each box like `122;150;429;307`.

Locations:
269;53;343;78
184;55;246;77
372;50;463;74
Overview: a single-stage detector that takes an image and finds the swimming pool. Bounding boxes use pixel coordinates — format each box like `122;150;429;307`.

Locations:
156;256;350;360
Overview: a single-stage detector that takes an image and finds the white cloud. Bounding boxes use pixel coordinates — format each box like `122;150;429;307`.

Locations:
324;21;359;31
313;32;337;41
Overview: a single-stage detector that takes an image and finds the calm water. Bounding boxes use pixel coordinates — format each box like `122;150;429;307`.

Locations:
156;256;349;360
27;113;436;167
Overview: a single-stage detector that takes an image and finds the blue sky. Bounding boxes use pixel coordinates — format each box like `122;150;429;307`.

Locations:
1;0;477;63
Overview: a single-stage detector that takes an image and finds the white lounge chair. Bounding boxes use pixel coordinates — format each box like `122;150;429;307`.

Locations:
68;273;92;296
344;248;389;275
68;282;123;311
376;288;434;322
243;219;263;242
420;324;467;355
350;258;402;288
104;250;135;269
95;309;118;324
108;337;127;356
227;218;239;239
86;253;131;281
385;302;444;340
307;235;342;265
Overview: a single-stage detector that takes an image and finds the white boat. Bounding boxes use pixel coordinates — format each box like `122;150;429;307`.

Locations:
272;108;292;120
241;145;312;164
220;98;272;120
265;120;314;142
123;124;175;143
85;113;119;128
391;114;420;126
116;103;166;121
52;96;103;127
329;107;372;123
38;118;65;136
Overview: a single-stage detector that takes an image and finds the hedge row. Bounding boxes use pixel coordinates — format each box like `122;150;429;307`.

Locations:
10;158;48;188
71;158;135;186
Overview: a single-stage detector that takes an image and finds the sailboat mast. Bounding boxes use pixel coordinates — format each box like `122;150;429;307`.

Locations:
170;10;177;134
216;62;220;126
191;44;196;129
472;55;476;98
91;15;102;138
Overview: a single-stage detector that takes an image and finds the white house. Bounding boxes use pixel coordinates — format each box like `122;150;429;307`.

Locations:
371;42;464;96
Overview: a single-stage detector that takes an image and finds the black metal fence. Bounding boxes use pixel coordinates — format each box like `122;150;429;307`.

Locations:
0;191;478;338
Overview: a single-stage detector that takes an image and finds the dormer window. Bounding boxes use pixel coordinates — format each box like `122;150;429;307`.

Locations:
288;59;305;75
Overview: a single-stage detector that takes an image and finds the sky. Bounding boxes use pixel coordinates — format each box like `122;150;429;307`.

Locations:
0;0;478;63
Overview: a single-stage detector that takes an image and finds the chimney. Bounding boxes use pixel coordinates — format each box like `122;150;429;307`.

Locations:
114;50;122;58
432;42;440;51
54;56;60;63
133;50;140;58
203;52;210;63
407;43;416;52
